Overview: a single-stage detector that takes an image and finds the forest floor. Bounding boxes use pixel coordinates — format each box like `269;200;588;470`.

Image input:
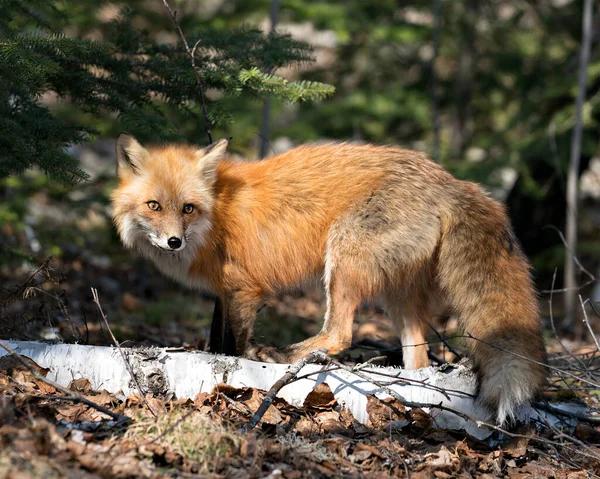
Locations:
1;169;600;477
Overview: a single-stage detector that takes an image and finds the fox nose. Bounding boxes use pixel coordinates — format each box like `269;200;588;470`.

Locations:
167;237;182;250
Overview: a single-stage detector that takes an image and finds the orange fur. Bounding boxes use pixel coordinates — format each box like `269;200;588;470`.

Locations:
111;135;547;425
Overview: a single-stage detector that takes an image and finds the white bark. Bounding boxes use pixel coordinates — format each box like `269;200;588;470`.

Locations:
1;341;584;440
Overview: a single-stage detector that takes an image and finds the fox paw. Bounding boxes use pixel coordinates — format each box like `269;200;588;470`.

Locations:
244;344;295;364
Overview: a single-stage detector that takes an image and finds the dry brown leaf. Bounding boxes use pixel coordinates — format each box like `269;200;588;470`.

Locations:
68;378;92;393
34;380;57;395
365;395;407;430
283;470;302;479
194;391;210;408
517;460;565;477
141;395;167;416
321;437;347;457
0;395;16;425
481;450;504;476
311;410;349;435
214;384;283;425
239;436;257;458
0;420;54;456
574;423;600;444
428;446;459;473
504;426;532;458
294;416;317;436
566;470;590;479
87;390;116;407
354;443;386;459
348;448;371;463
56;403;88;422
125;393;156;415
0;355;50;377
408;407;433;430
303;382;336;411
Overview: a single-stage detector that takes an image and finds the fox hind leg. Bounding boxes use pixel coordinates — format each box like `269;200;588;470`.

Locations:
384;295;431;369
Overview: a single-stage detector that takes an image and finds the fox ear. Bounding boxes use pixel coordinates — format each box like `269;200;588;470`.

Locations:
115;133;149;178
195;138;228;183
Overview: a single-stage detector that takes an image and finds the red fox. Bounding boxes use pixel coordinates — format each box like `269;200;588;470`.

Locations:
111;133;547;424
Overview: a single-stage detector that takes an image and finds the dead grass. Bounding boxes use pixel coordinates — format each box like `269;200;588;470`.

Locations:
123;408;242;469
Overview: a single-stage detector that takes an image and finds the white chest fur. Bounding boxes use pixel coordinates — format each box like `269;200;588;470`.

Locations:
136;242;213;292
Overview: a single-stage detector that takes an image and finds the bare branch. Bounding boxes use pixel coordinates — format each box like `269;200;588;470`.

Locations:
548;269;588;372
427;323;464;360
242;349;327;431
91;287;157;418
541;226;596;294
580;296;600;352
306;351;600;459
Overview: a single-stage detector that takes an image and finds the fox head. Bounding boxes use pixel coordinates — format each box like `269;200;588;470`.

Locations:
110;133;228;259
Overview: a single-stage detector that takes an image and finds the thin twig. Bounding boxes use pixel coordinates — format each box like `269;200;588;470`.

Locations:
580;296;600;352
548;269;588;372
291;362;473;399
91;288;157;418
0;339;128;424
427;323;464;360
533;405;600;462
219;391;254;417
314;351;600;457
534;401;600;425
352;355;388;371
242;349;327;431
464;332;600;389
540;226;596;293
161;0;213;143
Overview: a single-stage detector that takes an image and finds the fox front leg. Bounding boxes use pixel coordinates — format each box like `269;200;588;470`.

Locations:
209;297;237;355
216;291;261;357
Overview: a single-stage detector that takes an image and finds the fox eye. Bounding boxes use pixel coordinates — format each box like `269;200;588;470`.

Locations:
183;204;194;214
147;201;161;211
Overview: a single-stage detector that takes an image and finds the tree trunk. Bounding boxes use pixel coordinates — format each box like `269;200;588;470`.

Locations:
564;0;594;328
451;1;476;158
430;0;442;162
259;0;280;159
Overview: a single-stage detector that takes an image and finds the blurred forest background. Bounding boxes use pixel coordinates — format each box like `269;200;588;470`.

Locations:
1;0;599;351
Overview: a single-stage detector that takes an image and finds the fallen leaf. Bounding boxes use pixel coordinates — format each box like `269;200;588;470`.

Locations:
303;383;336;411
348;449;371;463
194;391;210;408
366;395;407;430
0;396;16;426
34;380;57;395
408;408;433;430
0;355;49;377
428;446;458;473
213;385;284;425
312;410;349;435
68;378;92;393
354;443;386;459
574;424;600;444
